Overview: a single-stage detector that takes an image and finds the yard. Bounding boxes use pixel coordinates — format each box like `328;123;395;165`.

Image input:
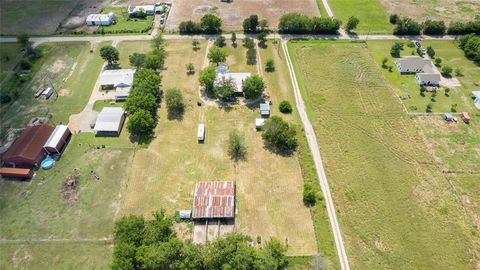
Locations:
121;39;320;257
367;40;476;113
0;41;108;143
288;40;478;269
328;0;392;34
165;0;320;31
100;7;154;33
0;132;135;268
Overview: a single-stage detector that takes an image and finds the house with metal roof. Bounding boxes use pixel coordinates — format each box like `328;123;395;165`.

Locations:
416;73;441;86
214;64;251;94
1;125;54;168
99;69;135;100
260;103;270;117
128;4;156;16
93;107;126;136
86;12;115;26
192;181;235;219
472;91;480;109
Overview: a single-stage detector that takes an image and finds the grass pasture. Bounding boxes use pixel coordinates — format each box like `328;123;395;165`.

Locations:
328;0;392;34
288;40;478;269
121;40;318;256
102;7;154;33
117;40;152;69
0;43;21;82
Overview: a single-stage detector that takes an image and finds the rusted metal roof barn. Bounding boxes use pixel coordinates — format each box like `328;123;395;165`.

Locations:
1;125;54;168
192;181;235;219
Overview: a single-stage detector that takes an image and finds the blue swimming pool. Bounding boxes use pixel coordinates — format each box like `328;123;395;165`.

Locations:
41;156;55;170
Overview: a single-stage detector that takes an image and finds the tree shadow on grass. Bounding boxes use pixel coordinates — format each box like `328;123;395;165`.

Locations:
263;141;297;157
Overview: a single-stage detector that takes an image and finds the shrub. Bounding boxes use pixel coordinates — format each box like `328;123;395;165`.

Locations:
179;20;202;34
423;20;446;35
19;59;32;70
227;129;247;161
246;48;256;65
447;19;480;35
214;36;226;47
426;103;433;112
186;63;195;75
435;58;442;67
279;100;293;114
389;14;399;24
441;66;453;77
165;88;184;120
208;46;228;65
303;183;317;206
200;14;222;34
345;16;359;32
455;67;463;76
243;14;259;33
426;46;435;58
393;17;421;35
199;65;217;95
243;38;255;49
265;59;275;72
278;13;340;34
451;103;458;112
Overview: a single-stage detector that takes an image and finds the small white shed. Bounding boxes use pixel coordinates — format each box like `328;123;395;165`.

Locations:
42;87;54;99
255;118;265;130
260;103;270;117
197;124;205;142
86;12;115;26
472;91;480;109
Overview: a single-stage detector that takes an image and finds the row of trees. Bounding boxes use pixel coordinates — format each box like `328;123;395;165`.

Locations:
179;14;222;34
124;34;166;139
458;34;480;65
112;212;289;270
278;13;341;34
391;14;480;35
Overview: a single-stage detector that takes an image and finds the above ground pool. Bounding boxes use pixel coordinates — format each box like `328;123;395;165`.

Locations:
41;156;55;170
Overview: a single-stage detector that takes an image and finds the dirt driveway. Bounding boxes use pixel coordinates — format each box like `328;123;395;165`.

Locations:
165;0;320;31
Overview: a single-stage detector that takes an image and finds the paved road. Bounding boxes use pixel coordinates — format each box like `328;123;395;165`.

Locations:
282;40;350;270
0;33;459;46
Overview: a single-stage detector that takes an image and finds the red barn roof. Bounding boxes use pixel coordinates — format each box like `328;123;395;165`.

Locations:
2;125;54;168
192;181;235;219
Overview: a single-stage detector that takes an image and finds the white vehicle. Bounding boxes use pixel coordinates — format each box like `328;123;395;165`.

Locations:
197;124;205;142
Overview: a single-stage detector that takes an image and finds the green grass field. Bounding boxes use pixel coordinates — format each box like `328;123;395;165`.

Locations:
101;7;154;33
117;40;152;68
288;40;478;269
0;43;21;82
315;0;329;18
368;40;480;113
328;0;392;34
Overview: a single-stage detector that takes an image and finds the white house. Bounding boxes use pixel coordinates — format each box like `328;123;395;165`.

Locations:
472;91;480;109
128;4;156;16
214;65;251;94
99;69;136;101
86;12;115;26
395;56;441;86
93;107;126;136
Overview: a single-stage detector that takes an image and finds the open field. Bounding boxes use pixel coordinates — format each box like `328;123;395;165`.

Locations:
0;41;108;140
368;40;479;113
288;40;479;269
121;40;318;256
0;43;21;81
117;40;152;68
379;0;480;24
165;0;320;32
0;242;112;270
328;0;392;34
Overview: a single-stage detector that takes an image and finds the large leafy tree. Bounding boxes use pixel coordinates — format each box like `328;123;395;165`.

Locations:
242;74;265;99
129;53;146;69
208;46;228;65
262;116;297;153
127;109;156;137
214;76;236;99
200;14;222;34
345;16;359;32
132;69;162;101
165;88;185;120
227;129;247;161
113;215;145;246
100;45;119;67
199;65;217;95
125;91;157;115
243;14;259;32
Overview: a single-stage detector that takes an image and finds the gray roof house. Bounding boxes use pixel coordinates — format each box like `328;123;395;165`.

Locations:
395;57;441;86
93;107;126;136
214;64;251;94
99;69;135;100
260;103;270;117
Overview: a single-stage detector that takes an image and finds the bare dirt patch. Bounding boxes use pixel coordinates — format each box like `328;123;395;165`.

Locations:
59;89;71;97
165;0;320;31
49;60;67;74
61;173;80;206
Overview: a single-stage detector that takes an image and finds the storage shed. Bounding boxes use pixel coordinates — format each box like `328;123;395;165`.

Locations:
93;107;126;136
255;118;265;130
461;112;470;123
444;113;453;122
260;103;270;117
1;125;54;168
192;181;235;219
43;125;72;154
42;87;54;99
86;12;115;26
0;167;34;179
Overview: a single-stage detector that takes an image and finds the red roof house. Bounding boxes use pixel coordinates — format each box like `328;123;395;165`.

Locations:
192;181;235;219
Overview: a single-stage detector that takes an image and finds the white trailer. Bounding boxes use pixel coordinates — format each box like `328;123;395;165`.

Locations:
197;124;205;142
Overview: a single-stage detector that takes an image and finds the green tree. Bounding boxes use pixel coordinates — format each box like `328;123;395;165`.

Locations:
257;31;267;46
100;46;119;67
142;210;174;245
186;63;195;75
214;36;226;47
382;57;388;68
135;239;183;270
200;14;222;34
442;66;453;77
199;65;217;95
435;57;442;67
426;46;435;58
114;215;145;246
227;129;247;161
111;243;137;270
345;16;360;32
204;233;257;270
243;38;255;49
303;183;317;206
259;19;269;32
125;91;157;115
246;48;257;65
192;39;200;50
262;116;297;153
265;58;275;72
455;67;463;76
127;109;156;137
165;88;185;120
242;75;265;99
16;32;30;48
390;42;404;58
132;68;162;100
129;53;146;69
151;33;165;50
214;76;236;99
279;100;292;114
243;14;259;32
257;239;289;270
231;32;237;45
208;46;228;65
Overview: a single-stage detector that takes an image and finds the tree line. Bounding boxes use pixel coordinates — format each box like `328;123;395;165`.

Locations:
278;13;341;34
111;211;289;270
390;14;480;35
458;34;480;65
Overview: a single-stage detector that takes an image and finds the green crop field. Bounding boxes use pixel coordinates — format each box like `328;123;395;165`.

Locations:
288;40;479;269
328;0;392;34
368;40;479;113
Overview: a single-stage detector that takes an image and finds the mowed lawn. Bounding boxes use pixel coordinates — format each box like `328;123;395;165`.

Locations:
368;40;477;113
117;40;152;68
328;0;392;34
102;7;154;33
0;132;135;268
122;40;318;256
288;40;477;269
